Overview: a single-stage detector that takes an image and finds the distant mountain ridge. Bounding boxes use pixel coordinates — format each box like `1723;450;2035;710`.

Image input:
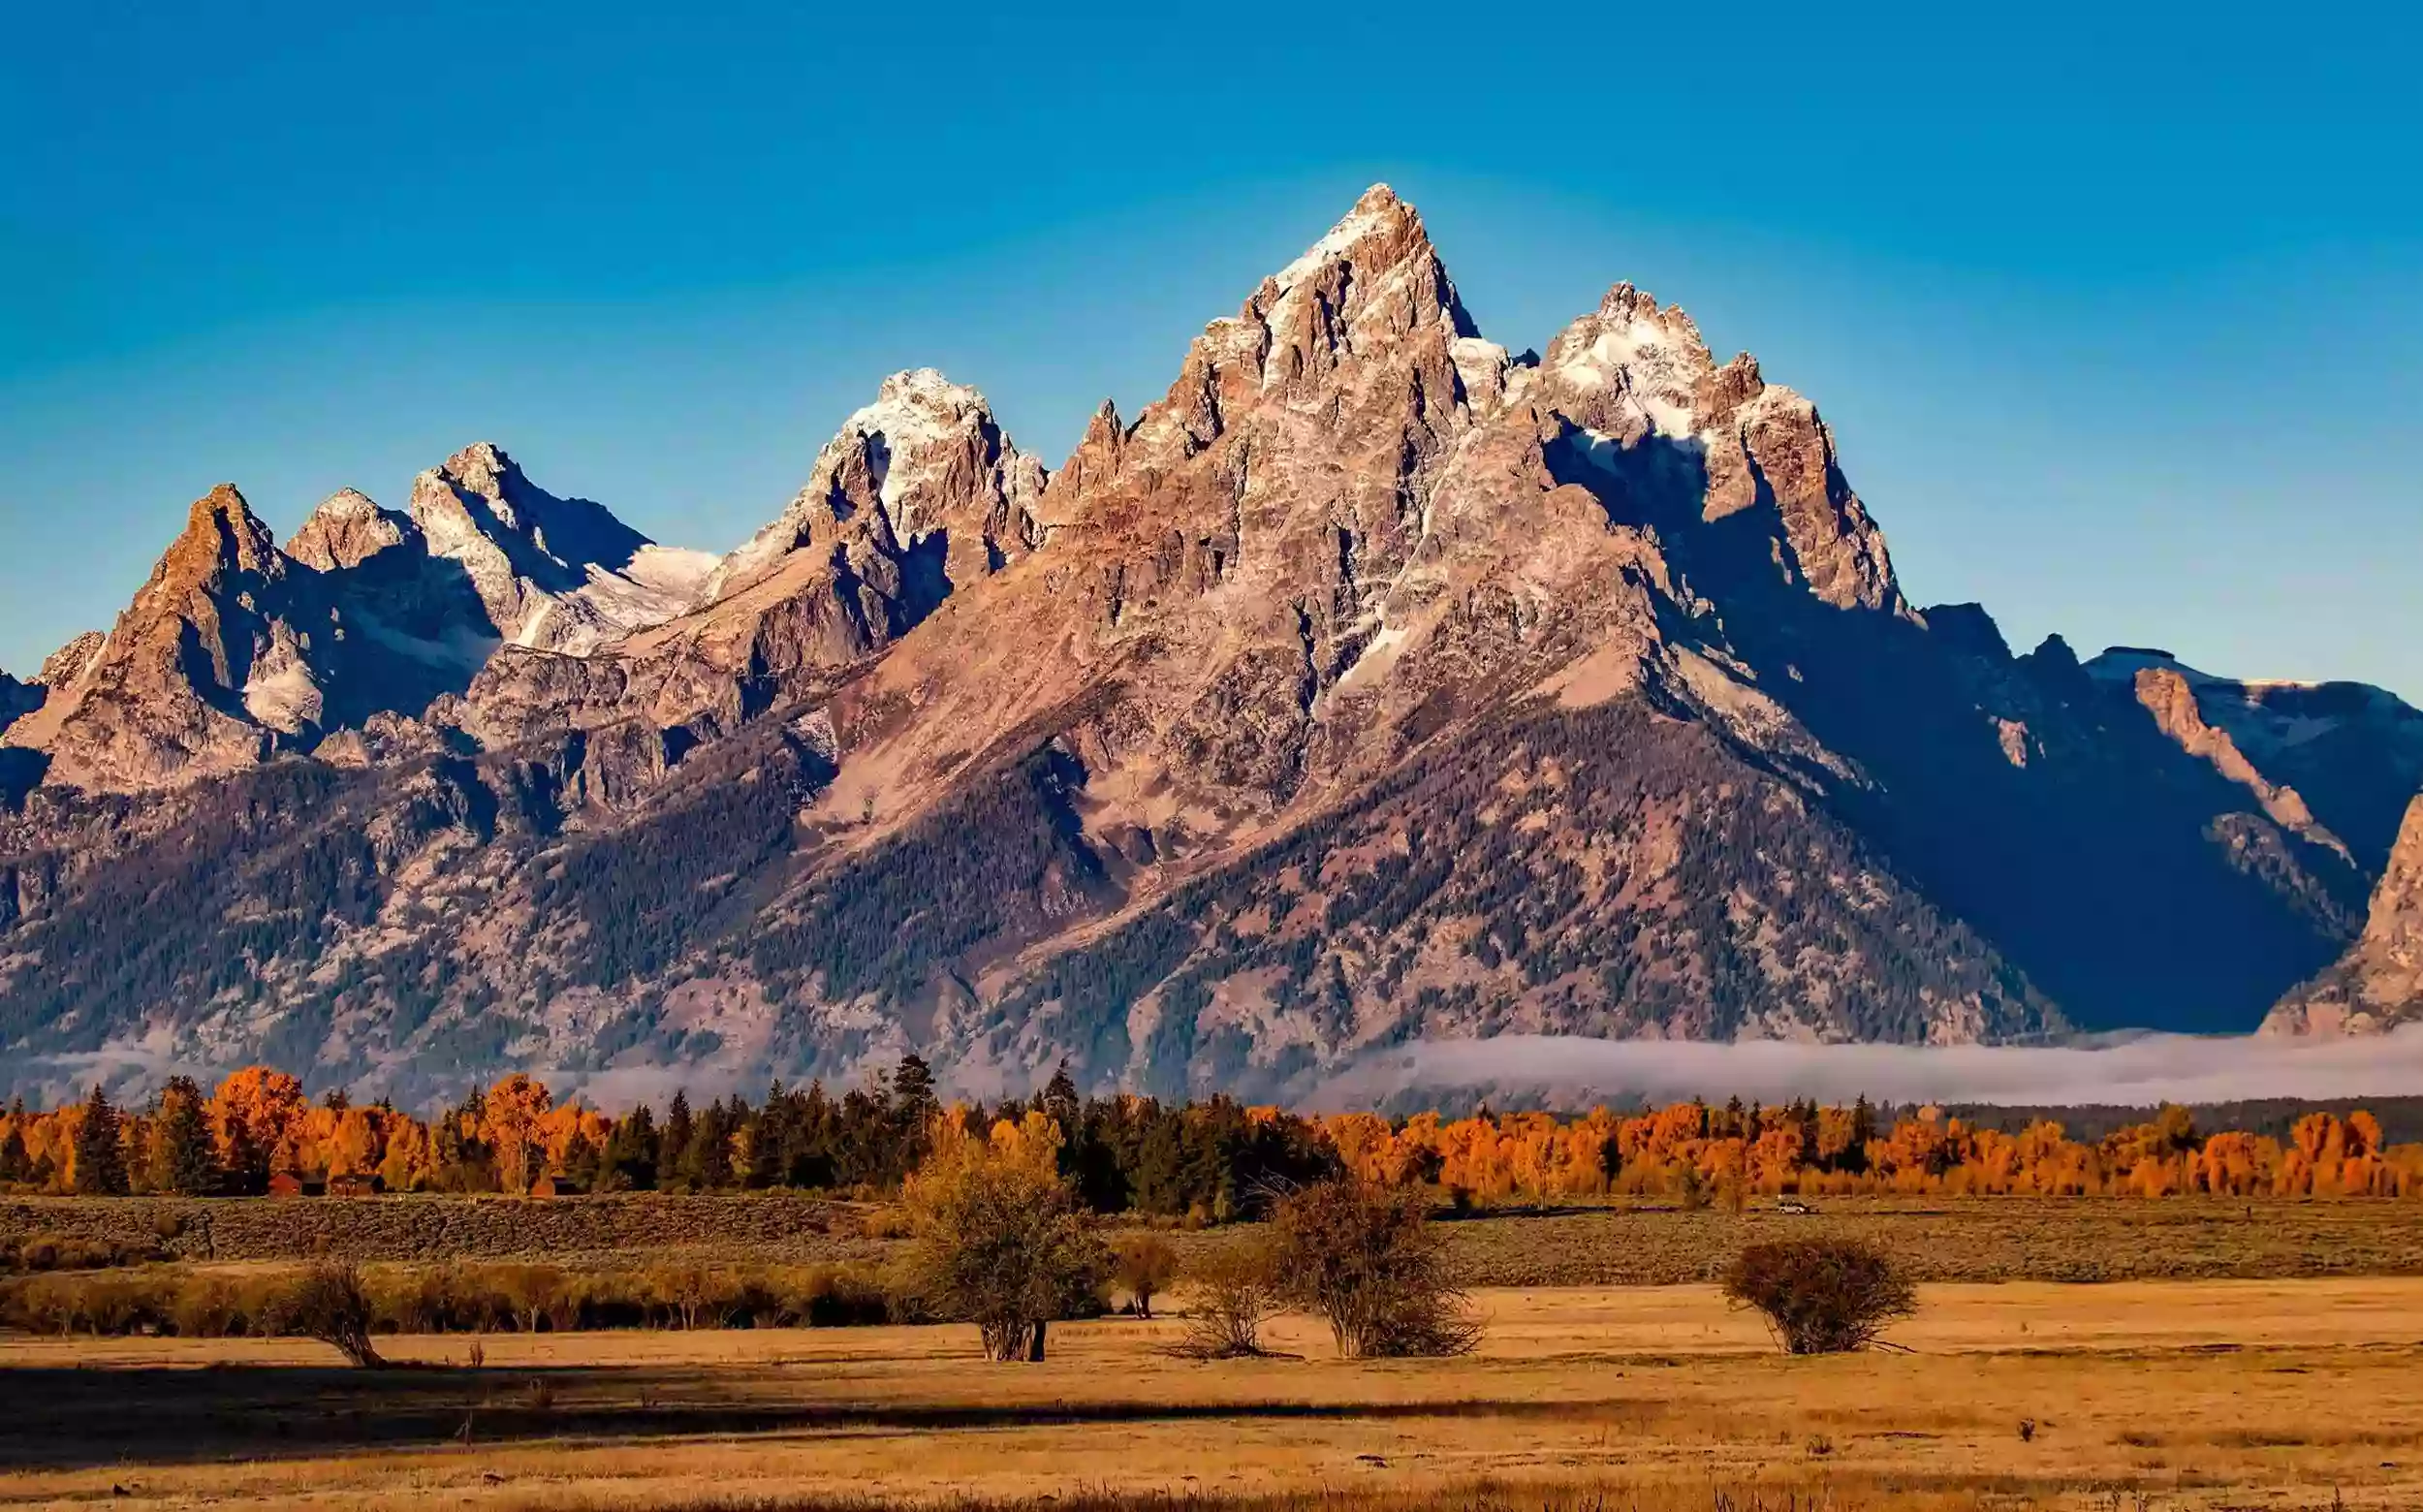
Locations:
2;186;2415;1103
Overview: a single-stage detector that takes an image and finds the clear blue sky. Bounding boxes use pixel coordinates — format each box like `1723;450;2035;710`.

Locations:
4;3;2417;697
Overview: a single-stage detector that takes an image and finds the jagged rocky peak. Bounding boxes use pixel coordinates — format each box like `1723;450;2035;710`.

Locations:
707;368;1043;604
158;483;287;589
1110;184;1493;476
1923;602;2014;661
287;487;416;572
2269;794;2423;1034
36;631;106;690
1541;281;1719;441
1532;273;1904;615
4;482;343;790
408;442;706;654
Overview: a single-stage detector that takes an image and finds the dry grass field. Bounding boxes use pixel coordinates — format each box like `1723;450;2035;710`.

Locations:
4;1278;2421;1512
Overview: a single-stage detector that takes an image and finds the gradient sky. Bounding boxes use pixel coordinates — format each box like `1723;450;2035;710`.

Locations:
4;3;2417;697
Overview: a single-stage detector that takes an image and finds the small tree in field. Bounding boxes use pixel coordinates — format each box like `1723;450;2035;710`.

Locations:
1269;1179;1480;1359
900;1113;1110;1362
1174;1242;1286;1359
267;1258;387;1368
1722;1238;1916;1355
1112;1233;1180;1318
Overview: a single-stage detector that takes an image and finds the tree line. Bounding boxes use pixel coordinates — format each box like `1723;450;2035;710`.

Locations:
7;1058;2421;1204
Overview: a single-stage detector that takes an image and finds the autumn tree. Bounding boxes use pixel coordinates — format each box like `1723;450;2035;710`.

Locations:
481;1074;554;1194
210;1067;305;1195
71;1085;129;1196
900;1114;1110;1362
1269;1179;1480;1359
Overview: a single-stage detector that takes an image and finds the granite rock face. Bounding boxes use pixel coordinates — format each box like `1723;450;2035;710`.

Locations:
2266;795;2423;1034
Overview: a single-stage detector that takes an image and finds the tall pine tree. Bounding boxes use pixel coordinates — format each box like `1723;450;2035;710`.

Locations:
657;1090;694;1191
72;1084;129;1196
154;1076;218;1196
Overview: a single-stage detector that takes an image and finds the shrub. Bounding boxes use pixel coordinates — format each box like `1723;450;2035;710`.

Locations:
170;1274;242;1338
265;1259;387;1367
489;1264;572;1333
645;1263;738;1331
13;1232;152;1274
1111;1233;1180;1318
1173;1242;1284;1359
899;1127;1110;1362
1268;1180;1480;1359
1721;1238;1917;1355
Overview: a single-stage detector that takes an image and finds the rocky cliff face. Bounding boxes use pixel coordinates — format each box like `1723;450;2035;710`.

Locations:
4;487;343;791
408;443;714;655
2267;795;2423;1034
0;185;2411;1101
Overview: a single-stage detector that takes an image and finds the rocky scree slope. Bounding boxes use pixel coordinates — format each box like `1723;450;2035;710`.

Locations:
0;185;2414;1101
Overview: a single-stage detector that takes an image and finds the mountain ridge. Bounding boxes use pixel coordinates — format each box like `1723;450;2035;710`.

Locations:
1;185;2415;1103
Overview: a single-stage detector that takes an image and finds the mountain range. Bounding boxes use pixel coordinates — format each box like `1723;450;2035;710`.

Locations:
5;186;2419;1104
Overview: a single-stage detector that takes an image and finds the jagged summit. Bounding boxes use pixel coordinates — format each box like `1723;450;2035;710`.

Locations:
287;487;414;572
160;484;286;587
706;368;1042;606
408;442;691;654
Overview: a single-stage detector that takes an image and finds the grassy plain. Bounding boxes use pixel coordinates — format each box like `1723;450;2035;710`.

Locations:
5;1279;2422;1512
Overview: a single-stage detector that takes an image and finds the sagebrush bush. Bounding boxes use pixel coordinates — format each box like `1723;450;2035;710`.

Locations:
1173;1244;1283;1359
1269;1180;1480;1359
0;1258;904;1339
1112;1234;1180;1319
1721;1238;1917;1355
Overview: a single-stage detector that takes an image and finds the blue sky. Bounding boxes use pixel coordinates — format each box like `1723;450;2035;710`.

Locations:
4;3;2417;696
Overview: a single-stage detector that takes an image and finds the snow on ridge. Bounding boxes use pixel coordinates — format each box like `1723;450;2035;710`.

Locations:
1273;201;1396;292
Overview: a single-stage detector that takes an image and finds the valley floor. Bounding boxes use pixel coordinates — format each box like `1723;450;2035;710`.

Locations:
5;1279;2421;1510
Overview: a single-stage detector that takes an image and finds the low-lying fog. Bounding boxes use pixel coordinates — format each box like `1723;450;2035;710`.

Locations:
1315;1027;2423;1111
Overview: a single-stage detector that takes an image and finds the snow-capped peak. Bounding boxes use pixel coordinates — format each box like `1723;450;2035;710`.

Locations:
1543;283;1715;442
1271;183;1411;292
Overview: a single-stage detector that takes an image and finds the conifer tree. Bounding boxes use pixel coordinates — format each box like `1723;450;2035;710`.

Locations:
0;1098;28;1184
657;1090;694;1190
155;1076;218;1196
73;1084;130;1196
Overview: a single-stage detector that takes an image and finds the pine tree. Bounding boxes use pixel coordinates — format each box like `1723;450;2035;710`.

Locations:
155;1076;218;1196
559;1127;602;1190
681;1099;735;1190
601;1102;659;1191
658;1091;694;1190
891;1054;939;1179
894;1054;938;1125
1042;1059;1082;1137
73;1084;130;1196
0;1099;28;1185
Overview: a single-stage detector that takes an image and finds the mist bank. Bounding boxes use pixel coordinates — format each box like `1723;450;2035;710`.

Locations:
1312;1029;2423;1112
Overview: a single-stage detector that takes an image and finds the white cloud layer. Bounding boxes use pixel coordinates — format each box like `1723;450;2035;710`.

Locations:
1317;1028;2423;1110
